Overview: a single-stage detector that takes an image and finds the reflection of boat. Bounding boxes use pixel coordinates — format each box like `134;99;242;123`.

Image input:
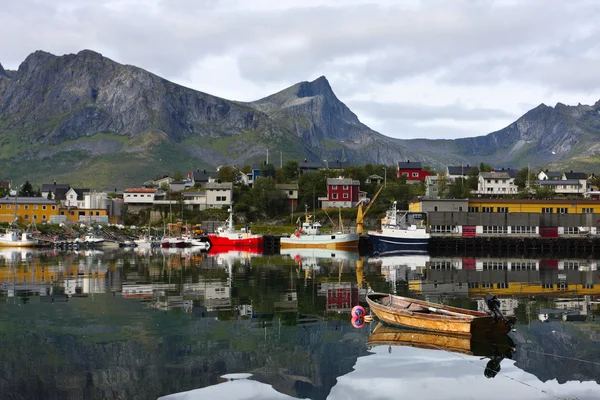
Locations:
368;252;430;268
0;227;39;248
366;293;516;336
280;206;359;249
281;247;359;271
367;201;430;253
367;323;516;378
207;208;264;247
207;245;263;257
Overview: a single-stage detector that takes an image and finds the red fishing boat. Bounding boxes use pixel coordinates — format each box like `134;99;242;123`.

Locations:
207;208;264;247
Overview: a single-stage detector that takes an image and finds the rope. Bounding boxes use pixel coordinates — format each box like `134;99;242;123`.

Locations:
517;348;600;367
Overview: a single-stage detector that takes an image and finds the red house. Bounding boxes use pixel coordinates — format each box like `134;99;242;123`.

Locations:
320;177;366;208
397;160;431;182
325;283;359;312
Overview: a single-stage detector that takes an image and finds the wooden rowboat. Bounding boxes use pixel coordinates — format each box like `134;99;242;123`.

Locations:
366;293;516;336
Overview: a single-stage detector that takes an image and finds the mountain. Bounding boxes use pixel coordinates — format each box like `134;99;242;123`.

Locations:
1;49;599;188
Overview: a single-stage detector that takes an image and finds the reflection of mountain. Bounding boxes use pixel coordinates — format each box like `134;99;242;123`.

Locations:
0;298;370;399
511;320;600;385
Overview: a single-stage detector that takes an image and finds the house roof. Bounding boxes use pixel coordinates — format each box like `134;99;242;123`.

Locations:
326;160;349;169
494;167;519;178
538;179;582;186
192;170;217;181
540;171;562;179
41;183;70;192
204;182;233;190
54;188;69;201
480;172;511;179
564;172;587;180
327;178;360;185
299;160;322;170
124;188;157;193
275;184;299;190
182;192;205;197
0;196;58;204
397;161;422;170
73;188;90;198
447;165;478;175
367;174;384;180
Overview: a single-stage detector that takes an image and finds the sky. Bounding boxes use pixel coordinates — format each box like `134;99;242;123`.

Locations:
2;0;600;140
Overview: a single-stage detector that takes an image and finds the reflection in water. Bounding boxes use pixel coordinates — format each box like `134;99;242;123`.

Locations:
1;248;600;399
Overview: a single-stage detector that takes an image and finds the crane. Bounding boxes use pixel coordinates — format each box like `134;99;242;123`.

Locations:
355;185;384;236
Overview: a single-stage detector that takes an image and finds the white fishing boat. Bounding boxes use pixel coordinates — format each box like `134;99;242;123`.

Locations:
280;206;359;250
368;201;430;253
0;228;39;248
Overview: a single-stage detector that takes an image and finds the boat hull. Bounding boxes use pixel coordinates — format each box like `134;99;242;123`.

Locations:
366;293;515;336
208;235;264;247
280;233;359;250
368;231;430;253
0;240;38;248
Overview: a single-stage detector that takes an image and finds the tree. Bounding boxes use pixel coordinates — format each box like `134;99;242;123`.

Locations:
514;167;536;189
218;166;240;184
479;162;493;173
260;163;276;179
281;160;300;182
18;181;34;197
251;177;287;217
47;191;53;200
437;172;449;198
172;171;184;181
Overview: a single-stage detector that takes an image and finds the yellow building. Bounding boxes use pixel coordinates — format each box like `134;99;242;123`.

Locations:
410;198;599;214
0;196;60;224
58;207;108;224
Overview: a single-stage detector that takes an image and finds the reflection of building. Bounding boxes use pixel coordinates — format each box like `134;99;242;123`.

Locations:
274;290;298;311
318;282;359;312
407;256;600;297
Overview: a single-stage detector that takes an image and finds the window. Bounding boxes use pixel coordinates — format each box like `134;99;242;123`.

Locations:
541;207;552;214
24;214;29;220
343;185;348;189
482;261;508;270
6;205;10;210
564;261;580;270
33;215;38;220
332;185;337;190
343;193;348;198
34;205;38;210
481;283;493;289
42;215;47;220
42;205;47;210
24;205;29;210
434;206;438;211
430;261;454;270
412;172;419;177
557;207;568;214
79;211;85;216
482;207;493;213
497;283;508;289
497;207;509;213
468;206;479;212
558;282;568;290
583;284;594;289
565;227;582;235
431;225;454;233
468;282;479;288
512;226;535;234
542;283;553;289
96;212;100;216
583;207;594;214
458;206;463;212
52;206;56;210
483;226;507;234
511;262;536;271
332;193;338;199
288;191;293;196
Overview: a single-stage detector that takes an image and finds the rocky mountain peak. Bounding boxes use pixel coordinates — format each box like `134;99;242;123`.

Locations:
0;63;8;79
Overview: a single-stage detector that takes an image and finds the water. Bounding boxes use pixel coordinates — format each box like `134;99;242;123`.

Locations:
1;246;600;399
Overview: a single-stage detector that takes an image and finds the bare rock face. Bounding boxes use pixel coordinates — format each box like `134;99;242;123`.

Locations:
0;50;266;144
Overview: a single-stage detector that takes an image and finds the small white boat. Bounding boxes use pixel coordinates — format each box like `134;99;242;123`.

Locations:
0;228;38;248
280;206;359;250
76;233;105;246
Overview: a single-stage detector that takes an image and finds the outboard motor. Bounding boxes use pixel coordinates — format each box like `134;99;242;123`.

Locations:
485;293;513;327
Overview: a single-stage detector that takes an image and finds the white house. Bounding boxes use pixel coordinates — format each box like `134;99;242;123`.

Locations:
475;172;517;195
205;182;233;208
123;188;157;205
65;188;89;208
